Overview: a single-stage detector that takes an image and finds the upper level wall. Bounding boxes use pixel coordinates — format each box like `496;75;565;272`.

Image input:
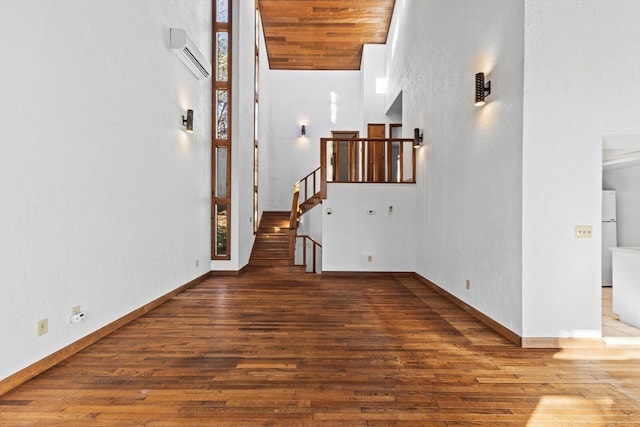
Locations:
261;70;362;211
385;0;525;335
322;184;417;272
0;0;212;380
362;44;391;129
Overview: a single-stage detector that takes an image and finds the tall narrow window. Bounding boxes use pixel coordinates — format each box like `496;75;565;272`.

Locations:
213;0;231;259
253;6;260;233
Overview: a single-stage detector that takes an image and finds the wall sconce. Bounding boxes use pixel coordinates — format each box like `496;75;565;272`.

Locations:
300;125;306;137
182;109;194;133
475;72;491;106
413;128;423;148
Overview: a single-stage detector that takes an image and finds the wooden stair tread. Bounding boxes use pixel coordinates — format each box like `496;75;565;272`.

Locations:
253;242;289;250
249;259;291;267
256;234;289;239
251;249;290;257
258;227;290;233
299;194;322;213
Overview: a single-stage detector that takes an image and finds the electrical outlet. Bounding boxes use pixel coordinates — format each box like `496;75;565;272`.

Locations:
466;279;470;290
367;255;372;262
196;259;199;267
37;318;48;336
575;225;593;239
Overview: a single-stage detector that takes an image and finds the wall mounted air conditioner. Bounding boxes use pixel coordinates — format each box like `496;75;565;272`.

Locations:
169;28;211;80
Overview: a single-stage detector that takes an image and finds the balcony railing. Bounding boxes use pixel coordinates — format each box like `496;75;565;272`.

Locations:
320;137;416;198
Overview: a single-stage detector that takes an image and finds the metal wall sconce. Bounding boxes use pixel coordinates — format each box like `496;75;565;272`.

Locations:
413;128;423;148
300;125;306;137
475;72;491;106
182;109;194;133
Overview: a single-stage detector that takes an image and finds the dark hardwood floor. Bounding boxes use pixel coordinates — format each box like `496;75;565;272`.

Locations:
1;267;639;425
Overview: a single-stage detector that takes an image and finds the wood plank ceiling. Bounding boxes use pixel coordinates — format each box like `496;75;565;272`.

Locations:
258;0;395;70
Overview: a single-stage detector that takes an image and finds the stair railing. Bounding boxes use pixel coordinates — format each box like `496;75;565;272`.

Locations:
289;176;323;273
294;235;322;273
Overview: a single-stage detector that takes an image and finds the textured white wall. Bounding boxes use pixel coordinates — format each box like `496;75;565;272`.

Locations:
362;44;389;129
0;0;212;380
522;0;640;338
322;184;417;272
262;71;363;211
386;0;525;334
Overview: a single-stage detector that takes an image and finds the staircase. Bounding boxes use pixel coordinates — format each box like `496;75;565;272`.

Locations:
249;211;293;267
249;167;324;272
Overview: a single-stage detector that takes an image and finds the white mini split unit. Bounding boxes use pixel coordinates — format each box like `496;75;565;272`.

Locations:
169;28;211;80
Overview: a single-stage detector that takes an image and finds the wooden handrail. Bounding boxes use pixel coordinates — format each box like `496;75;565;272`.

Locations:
320;137;416;199
289;188;300;229
298;234;321;248
295;234;322;273
288;189;300;265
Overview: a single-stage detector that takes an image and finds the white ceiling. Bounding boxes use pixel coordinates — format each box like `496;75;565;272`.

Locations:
602;134;640;168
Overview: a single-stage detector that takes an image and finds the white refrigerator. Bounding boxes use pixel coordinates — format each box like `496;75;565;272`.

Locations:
601;190;617;286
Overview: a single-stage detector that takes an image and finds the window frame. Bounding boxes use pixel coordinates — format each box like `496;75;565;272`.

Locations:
212;0;232;260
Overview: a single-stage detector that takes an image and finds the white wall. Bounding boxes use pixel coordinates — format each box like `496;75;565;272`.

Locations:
322;184;417;272
262;71;363;211
233;0;253;269
0;0;211;380
522;0;640;338
362;44;390;129
603;163;640;247
386;0;525;334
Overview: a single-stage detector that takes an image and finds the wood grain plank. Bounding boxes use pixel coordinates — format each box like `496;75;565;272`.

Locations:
258;0;394;70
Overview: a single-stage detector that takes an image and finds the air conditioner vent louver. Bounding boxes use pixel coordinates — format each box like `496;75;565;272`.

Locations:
183;47;210;78
170;28;211;80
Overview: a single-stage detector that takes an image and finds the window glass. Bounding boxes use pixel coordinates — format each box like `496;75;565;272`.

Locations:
215;204;228;256
216;147;227;198
216;0;228;23
216;32;228;81
216;89;228;139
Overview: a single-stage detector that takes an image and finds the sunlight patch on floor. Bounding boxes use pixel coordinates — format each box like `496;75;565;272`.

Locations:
552;347;640;361
526;395;614;425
